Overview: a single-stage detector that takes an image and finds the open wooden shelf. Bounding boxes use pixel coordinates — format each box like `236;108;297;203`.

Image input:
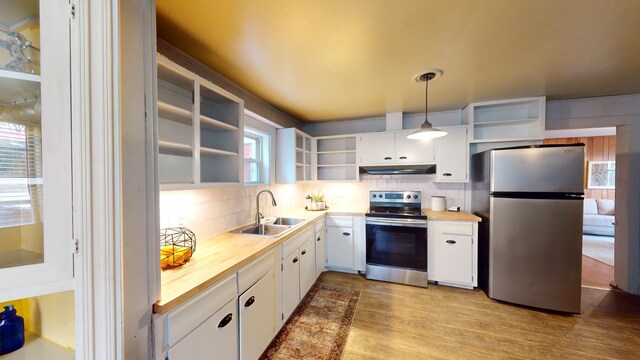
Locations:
158;101;192;125
474;118;539;126
200;114;238;131
200;146;238;157
159;140;192;157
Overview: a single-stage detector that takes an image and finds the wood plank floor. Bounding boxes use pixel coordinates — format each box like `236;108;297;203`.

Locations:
582;255;614;289
317;271;640;360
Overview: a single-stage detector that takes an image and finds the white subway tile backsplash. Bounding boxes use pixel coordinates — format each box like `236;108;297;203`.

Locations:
159;175;466;241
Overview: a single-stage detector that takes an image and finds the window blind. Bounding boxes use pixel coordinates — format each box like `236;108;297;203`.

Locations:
0;121;43;228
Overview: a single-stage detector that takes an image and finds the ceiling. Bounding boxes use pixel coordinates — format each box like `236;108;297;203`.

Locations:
156;0;640;123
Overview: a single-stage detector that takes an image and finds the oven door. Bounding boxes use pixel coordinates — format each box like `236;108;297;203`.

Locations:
365;218;428;272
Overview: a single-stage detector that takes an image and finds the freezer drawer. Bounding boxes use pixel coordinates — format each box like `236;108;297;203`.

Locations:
488;196;582;313
491;145;584;194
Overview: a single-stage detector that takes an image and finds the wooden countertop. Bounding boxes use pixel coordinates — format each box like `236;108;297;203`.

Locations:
154;207;366;314
424;209;482;222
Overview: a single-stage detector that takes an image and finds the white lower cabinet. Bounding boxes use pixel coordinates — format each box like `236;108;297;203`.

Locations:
167;299;238;360
282;250;300;321
315;227;326;278
239;269;275;360
428;220;478;289
326;215;365;272
326;226;354;269
162;274;238;360
281;227;316;322
299;238;316;298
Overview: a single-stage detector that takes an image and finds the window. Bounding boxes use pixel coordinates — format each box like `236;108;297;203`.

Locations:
244;131;262;184
243;110;276;185
0;121;43;228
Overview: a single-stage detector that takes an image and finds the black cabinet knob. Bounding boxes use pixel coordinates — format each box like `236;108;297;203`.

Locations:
218;313;233;328
446;240;457;244
342;232;351;236
301;250;307;255
443;173;452;177
399;156;407;160
244;296;255;307
317;237;321;241
293;257;299;263
384;157;392;160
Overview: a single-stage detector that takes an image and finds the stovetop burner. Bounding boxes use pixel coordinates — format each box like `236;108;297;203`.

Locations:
365;190;426;220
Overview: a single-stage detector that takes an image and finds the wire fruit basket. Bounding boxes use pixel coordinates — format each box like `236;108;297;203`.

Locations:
160;227;196;270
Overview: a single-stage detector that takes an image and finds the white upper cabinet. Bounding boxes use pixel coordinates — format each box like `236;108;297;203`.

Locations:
0;0;74;297
313;135;358;181
464;96;545;143
394;130;435;164
359;130;435;166
276;128;312;183
435;126;469;182
156;56;244;190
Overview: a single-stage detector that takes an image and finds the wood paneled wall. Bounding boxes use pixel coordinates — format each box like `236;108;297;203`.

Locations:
544;136;616;200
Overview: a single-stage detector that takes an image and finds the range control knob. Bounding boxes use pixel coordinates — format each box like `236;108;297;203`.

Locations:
406;195;411;199
414;195;418;199
372;194;376;198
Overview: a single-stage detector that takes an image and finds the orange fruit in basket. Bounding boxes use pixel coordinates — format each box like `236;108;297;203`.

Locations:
160;245;193;269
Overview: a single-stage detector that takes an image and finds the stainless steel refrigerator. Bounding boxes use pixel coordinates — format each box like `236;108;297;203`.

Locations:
472;144;585;313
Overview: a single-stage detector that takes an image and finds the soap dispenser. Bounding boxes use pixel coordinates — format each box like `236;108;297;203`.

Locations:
0;305;25;355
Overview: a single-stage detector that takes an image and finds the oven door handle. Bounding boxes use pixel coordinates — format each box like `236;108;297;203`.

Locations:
366;218;428;228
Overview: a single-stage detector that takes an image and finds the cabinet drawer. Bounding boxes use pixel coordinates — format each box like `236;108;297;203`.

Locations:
166;274;237;347
167;298;238;360
238;249;274;294
441;221;473;236
282;226;313;258
326;215;353;228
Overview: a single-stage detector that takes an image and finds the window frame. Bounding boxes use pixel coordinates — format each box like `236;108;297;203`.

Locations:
243;130;263;185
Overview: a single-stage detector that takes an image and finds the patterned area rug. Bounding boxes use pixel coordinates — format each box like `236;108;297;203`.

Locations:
583;234;614;266
260;283;360;360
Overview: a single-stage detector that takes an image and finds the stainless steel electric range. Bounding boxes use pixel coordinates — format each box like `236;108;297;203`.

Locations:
365;191;428;287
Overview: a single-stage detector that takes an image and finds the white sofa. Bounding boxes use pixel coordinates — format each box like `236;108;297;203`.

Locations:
583;198;615;237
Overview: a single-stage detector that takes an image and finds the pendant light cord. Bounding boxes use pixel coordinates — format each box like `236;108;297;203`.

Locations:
425;77;429;125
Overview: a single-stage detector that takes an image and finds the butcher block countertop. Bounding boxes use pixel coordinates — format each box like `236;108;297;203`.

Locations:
154;207;366;314
424;209;482;222
154;207;479;314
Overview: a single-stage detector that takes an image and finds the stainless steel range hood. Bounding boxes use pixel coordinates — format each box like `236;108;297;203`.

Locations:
359;164;436;175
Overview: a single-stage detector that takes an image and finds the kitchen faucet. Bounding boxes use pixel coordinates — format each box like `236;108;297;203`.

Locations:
255;189;277;225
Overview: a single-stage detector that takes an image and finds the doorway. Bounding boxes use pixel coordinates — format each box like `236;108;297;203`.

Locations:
544;128;616;289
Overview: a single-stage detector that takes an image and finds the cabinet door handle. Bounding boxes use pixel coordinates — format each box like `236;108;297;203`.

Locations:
244;296;255;308
293;257;299;263
443;173;452;177
301;249;307;255
218;313;233;328
342;232;351;236
446;240;457;244
317;236;321;242
384;157;392;160
399;156;407;160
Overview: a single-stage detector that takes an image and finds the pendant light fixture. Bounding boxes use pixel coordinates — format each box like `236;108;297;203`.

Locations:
407;70;447;140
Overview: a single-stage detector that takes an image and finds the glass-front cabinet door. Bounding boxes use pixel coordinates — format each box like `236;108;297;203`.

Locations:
0;0;72;295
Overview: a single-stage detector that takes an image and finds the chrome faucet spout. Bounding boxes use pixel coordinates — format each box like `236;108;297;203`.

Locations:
256;189;277;225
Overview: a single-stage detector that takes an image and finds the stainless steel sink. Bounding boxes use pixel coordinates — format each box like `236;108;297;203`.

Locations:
268;217;305;226
231;223;292;237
